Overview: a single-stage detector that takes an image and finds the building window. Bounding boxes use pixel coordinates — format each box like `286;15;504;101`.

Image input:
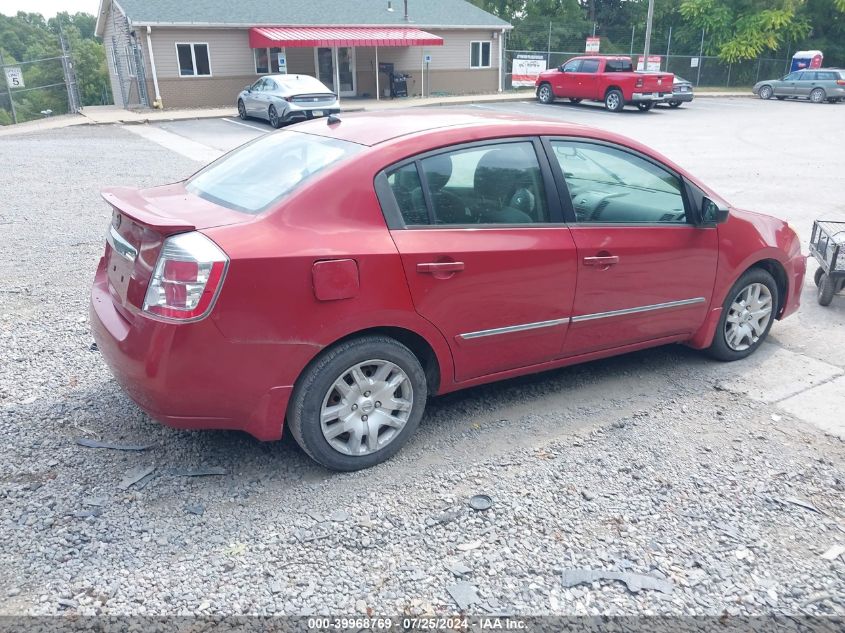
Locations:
125;45;136;77
176;43;211;77
470;41;491;69
254;47;284;74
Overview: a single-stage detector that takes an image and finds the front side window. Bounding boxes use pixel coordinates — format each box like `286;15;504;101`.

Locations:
784;71;800;81
177;43;211;77
563;59;581;72
551;141;686;224
579;59;600;73
387;142;549;226
470;41;491;68
799;71;815;80
186;131;362;213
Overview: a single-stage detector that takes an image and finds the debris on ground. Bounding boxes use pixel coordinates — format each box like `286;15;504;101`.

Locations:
77;437;152;451
469;494;492;511
775;496;822;514
561;568;674;594
820;544;845;561
446;581;480;610
185;504;205;516
168;467;227;477
117;466;156;491
445;562;472;577
457;540;483;552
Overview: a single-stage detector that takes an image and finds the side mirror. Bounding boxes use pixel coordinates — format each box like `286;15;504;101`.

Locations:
560;66;569;72
702;197;729;225
245;85;252;92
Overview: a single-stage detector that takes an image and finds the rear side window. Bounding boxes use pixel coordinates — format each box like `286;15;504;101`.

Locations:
186;131;362;213
580;59;600;73
605;59;633;72
551;141;686;224
386;142;549;226
817;71;836;80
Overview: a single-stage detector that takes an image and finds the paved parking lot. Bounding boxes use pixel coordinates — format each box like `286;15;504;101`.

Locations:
1;97;844;618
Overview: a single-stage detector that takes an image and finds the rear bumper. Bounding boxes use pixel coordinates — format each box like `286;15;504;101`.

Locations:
90;260;291;441
669;92;694;103
284;104;340;121
631;92;672;102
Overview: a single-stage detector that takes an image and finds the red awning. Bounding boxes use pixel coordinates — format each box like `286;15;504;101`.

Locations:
249;26;444;49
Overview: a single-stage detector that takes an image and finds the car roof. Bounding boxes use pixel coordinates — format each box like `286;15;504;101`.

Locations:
292;109;596;147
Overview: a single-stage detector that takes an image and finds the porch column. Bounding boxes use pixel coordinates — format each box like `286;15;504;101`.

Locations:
375;46;380;101
334;47;341;107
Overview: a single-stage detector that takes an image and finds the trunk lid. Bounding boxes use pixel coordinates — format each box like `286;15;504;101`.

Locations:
100;183;247;318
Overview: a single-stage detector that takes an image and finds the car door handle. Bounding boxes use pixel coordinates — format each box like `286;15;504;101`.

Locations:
583;255;619;267
417;261;465;273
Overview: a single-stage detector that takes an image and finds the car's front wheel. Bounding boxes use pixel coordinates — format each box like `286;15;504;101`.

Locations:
237;99;247;120
537;83;554;104
707;268;778;361
604;89;624;112
758;85;773;100
268;105;282;129
287;335;428;471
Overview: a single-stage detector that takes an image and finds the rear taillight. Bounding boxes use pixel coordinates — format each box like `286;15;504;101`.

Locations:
142;232;228;321
837;80;845;86
635;77;644;88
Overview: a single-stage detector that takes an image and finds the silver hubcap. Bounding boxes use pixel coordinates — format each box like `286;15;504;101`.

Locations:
238;102;245;117
607;93;620;109
725;283;773;351
812;90;823;103
761;87;771;99
540;86;550;102
320;360;414;456
269;108;277;124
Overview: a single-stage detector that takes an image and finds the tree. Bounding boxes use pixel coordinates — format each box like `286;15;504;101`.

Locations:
679;0;811;61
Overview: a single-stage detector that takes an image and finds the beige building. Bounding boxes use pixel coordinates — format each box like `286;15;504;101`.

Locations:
95;0;511;109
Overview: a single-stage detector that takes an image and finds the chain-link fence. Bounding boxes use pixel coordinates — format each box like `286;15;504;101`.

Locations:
504;22;792;90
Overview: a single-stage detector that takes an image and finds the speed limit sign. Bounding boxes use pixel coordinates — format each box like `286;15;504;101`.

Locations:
4;67;24;88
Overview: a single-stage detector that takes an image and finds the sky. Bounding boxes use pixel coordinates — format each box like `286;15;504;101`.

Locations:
0;0;99;17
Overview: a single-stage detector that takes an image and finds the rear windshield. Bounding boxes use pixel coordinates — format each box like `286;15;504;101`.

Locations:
186;130;362;213
605;59;633;72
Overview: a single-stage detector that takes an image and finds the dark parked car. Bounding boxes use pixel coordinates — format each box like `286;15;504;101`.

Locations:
753;69;845;103
91;112;805;471
666;75;694;107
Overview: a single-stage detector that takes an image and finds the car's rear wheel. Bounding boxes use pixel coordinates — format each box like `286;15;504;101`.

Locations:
537;83;554;104
636;102;654;112
668;100;682;108
237;99;247;120
605;89;624;112
568;98;582;104
707;268;778;361
287;335;428;471
758;85;773;100
268;105;282;128
810;88;826;104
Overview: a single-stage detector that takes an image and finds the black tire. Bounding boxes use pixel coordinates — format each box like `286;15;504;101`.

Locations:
636;102;654;112
668;100;682;108
707;268;779;362
268;105;282;129
814;267;824;288
537;83;554;104
818;273;836;306
287;335;428;471
568;98;582;104
604;89;624;112
810;88;826;104
237;99;247;120
758;85;773;100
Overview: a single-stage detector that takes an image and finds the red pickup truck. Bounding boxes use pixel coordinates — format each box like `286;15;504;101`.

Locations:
535;56;674;112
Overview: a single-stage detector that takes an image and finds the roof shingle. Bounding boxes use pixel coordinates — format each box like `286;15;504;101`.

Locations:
113;0;511;29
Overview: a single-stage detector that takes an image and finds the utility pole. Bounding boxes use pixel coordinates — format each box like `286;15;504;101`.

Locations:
642;0;655;71
0;49;18;124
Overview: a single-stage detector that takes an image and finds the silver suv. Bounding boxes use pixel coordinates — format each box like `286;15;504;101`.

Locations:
753;68;845;103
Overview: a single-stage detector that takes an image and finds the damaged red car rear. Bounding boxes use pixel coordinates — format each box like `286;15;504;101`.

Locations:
91;111;805;471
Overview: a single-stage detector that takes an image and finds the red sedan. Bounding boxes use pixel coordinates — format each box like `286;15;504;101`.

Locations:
90;111;805;470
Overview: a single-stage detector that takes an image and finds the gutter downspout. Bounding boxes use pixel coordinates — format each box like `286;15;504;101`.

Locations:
498;28;505;92
146;25;162;108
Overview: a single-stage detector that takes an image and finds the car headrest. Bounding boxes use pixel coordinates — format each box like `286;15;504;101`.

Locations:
423;153;453;192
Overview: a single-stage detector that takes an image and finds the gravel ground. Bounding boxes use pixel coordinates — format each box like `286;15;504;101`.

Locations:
1;125;844;619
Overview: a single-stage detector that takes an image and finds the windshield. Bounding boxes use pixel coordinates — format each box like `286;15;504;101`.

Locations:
186;131;362;213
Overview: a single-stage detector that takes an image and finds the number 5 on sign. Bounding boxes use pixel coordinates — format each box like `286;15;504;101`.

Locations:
4;67;24;88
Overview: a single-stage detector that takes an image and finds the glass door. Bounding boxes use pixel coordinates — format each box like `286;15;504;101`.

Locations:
314;47;357;97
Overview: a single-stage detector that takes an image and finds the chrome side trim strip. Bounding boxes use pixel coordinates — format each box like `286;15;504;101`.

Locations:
459;317;570;340
107;225;138;262
571;297;706;323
